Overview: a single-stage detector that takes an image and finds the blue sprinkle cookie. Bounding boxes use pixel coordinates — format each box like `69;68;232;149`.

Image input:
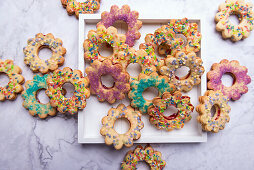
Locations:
22;74;56;119
128;72;176;114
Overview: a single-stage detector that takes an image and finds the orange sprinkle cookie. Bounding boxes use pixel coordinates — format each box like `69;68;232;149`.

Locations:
100;104;144;150
215;0;254;41
61;0;100;18
23;33;66;74
0;59;24;101
196;90;231;133
159;51;204;92
168;18;202;55
46;67;90;114
139;25;182;68
121;145;166;170
147;91;194;131
84;25;129;66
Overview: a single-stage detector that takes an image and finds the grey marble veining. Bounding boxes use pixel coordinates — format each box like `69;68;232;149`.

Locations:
0;0;254;169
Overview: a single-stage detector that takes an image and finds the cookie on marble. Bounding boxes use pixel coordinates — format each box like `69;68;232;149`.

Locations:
97;5;142;47
46;67;90;114
22;74;56;119
121;145;166;169
23;33;66;74
100;104;144;150
196;90;231;133
61;0;100;18
215;0;254;41
0;59;24;101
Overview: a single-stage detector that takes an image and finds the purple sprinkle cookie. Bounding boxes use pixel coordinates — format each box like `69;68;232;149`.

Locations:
97;5;142;47
85;59;130;104
207;59;251;100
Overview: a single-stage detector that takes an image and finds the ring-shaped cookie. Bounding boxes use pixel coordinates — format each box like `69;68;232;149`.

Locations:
207;59;251;100
196;90;231;133
61;0;100;18
139;25;183;68
97;5;142;47
215;0;254;41
100;104;144;150
121;145;166;170
168;18;202;55
0;59;24;101
22;74;56;119
84;25;129;65
147;91;194;131
46;67;90;114
23;33;66;74
128;72;176;114
85;59;130;104
159;52;204;92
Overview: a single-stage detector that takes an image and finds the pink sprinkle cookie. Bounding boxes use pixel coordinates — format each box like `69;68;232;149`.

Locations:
215;0;254;41
0;59;24;101
84;25;129;66
46;67;90;114
121;145;166;170
207;59;251;100
85;59;130;104
100;104;144;150
97;5;142;47
23;33;66;74
61;0;100;18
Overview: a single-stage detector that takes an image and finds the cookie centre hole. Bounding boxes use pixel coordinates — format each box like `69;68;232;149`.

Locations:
101;74;114;88
136;161;150;170
112;20;128;34
175;34;187;47
0;73;9;87
98;42;113;57
38;47;52;61
62;82;75;98
142;87;158;100
154;44;168;59
127;63;142;78
229;13;241;25
210;104;220;120
114;118;130;134
175;66;190;80
163;105;178;118
36;89;49;104
221;73;235;87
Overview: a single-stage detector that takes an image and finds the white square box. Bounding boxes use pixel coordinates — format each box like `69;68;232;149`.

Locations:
78;14;207;143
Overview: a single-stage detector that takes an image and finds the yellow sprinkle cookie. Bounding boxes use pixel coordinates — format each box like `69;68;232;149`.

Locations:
23;33;66;74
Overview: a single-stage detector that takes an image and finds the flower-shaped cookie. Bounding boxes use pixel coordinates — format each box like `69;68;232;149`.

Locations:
128;72;176;114
100;104;144;150
147;91;194;131
196;90;231;133
61;0;100;18
23;33;66;74
0;59;24;101
46;67;90;114
97;5;142;47
121;145;166;170
167;18;202;55
215;0;254;41
160;52;204;92
84;25;129;66
207;59;251;100
86;59;130;104
22;74;56;119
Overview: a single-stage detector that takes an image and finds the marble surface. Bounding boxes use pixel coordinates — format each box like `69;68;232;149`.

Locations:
0;0;254;169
